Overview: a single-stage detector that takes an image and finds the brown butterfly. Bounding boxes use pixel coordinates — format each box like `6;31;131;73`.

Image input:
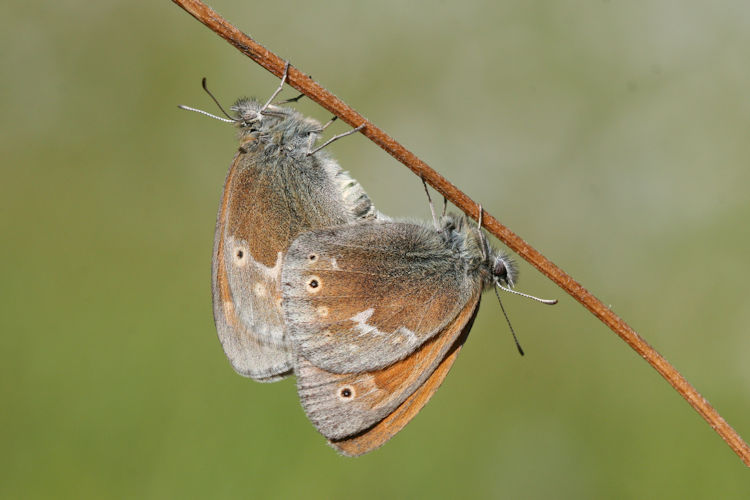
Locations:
281;213;552;455
201;70;379;382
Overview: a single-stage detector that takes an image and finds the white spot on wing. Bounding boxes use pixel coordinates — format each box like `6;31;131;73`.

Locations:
349;309;417;345
398;326;418;345
258;251;283;279
350;308;374;324
350;309;380;337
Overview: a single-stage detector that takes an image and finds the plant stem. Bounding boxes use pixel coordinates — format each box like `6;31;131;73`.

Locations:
172;0;750;466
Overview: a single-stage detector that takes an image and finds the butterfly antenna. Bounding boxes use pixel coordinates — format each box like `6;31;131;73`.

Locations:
306;124;365;156
496;283;557;305
442;196;448;217
178;78;238;123
177;104;237;123
422;178;439;230
493;286;525;356
261;61;290;112
200;77;236;120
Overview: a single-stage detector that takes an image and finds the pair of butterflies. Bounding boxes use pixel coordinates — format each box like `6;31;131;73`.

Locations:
201;74;541;456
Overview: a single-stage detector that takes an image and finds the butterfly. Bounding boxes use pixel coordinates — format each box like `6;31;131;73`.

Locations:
281;212;551;455
196;69;379;382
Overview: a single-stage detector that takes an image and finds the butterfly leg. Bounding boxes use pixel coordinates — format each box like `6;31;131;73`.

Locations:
307;117;339;152
421;178;439;231
277;93;304;104
262;61;291;112
476;203;487;260
320;116;338;131
277;75;315;105
306;124;365;156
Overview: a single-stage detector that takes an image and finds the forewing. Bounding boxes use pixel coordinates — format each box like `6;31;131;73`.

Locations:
212;151;292;381
296;293;480;441
212;147;378;381
282;221;478;374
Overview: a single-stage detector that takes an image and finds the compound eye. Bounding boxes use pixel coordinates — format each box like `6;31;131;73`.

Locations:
493;259;508;281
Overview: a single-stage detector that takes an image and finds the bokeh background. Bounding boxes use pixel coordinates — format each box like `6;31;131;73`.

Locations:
3;1;749;498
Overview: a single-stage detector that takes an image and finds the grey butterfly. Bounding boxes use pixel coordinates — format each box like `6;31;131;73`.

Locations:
281;213;527;455
196;73;380;382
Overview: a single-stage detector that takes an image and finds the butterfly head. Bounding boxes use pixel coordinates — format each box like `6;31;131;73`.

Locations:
440;214;517;290
231;98;281;128
231;99;323;151
489;250;516;288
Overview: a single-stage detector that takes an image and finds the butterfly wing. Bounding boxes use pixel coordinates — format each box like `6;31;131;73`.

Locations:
212;150;292;381
282;221;478;374
329;299;478;456
213;144;376;381
295;292;480;441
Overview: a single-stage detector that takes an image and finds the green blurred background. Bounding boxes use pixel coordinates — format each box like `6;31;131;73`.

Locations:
2;1;749;498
